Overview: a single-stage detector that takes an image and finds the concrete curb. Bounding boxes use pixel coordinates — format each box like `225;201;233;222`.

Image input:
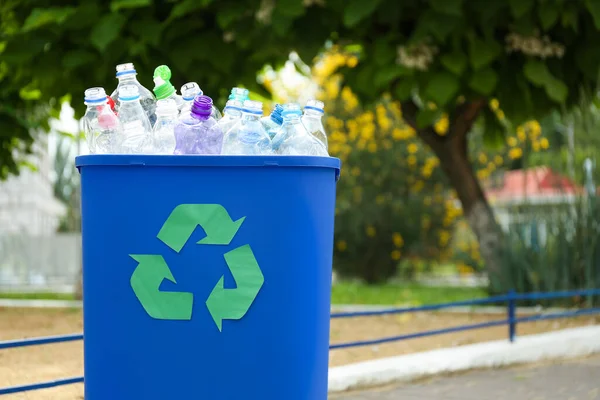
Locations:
331;304;569;315
328;325;600;393
0;299;82;308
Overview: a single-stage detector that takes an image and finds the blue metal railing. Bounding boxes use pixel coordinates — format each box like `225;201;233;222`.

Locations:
1;288;599;395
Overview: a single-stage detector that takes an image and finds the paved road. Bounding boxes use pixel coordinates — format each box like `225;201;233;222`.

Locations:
332;354;600;400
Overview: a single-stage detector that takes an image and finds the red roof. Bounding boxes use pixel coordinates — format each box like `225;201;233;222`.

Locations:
486;167;582;202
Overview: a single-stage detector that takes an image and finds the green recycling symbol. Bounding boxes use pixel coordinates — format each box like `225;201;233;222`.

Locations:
129;204;264;332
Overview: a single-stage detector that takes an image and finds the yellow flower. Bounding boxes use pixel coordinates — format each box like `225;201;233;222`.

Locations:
532;141;540;152
487;162;496;172
490;98;500;111
337;240;347;251
427;102;437;110
540;137;549;149
421;166;433;178
494;155;503;165
434;114;449;135
368;142;377;153
507;136;517;147
390;250;402;261
407;143;418;154
526;120;542;138
438;230;451;246
407;155;417;166
347;56;358;68
478;153;488;164
412;180;425;192
392;232;404;247
517;126;526;141
508;147;523;159
477;169;490;180
376;195;385;204
495;110;505;120
366;225;376;237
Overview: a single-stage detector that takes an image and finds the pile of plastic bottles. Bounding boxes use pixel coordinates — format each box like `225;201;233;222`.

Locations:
82;62;329;157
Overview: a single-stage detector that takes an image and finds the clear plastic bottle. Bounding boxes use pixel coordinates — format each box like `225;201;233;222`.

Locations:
180;82;222;120
110;62;156;125
117;85;154;154
81;87;121;154
153;65;184;110
222;100;272;155
302;99;328;149
260;104;284;140
215;99;243;136
271;103;328;156
151;99;178;154
228;87;249;102
173;95;223;155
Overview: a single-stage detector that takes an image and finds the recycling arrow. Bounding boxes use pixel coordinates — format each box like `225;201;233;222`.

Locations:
157;204;246;252
129;254;193;320
206;244;264;332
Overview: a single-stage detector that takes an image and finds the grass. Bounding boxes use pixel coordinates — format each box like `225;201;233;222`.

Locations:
0;292;76;301
331;282;487;305
0;282;487;306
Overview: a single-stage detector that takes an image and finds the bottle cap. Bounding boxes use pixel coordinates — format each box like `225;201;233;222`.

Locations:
181;82;202;101
305;99;324;113
153;65;176;100
270;103;284;125
229;87;249;101
191;95;213;119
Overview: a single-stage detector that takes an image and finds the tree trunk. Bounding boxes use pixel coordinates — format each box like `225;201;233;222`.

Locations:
401;100;509;291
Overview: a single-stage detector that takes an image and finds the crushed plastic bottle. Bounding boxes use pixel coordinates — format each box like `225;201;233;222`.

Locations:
110;62;156;125
228;87;249;102
173;95;223;155
215;99;243;137
302;99;328;149
260;103;284;140
222;100;272;155
117;84;153;154
151;99;178;154
153;65;184;110
271;103;328;156
82;87;121;154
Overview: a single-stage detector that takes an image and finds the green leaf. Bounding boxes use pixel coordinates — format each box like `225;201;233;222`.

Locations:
538;1;560;30
22;7;76;32
90;13;127;52
440;52;467;75
469;37;502;70
430;0;463;16
523;60;548;86
62;50;96;69
586;0;600;30
394;80;414;101
469;68;498;95
422;12;461;42
483;113;505;149
508;0;534;18
344;0;382;27
544;78;568;103
424;72;459;106
374;65;410;89
277;0;305;17
110;0;152;12
217;2;247;28
130;16;162;47
19;83;42;101
2;37;47;63
169;0;213;20
416;109;443;129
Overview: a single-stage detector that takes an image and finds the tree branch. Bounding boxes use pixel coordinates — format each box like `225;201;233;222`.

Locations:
400;100;442;151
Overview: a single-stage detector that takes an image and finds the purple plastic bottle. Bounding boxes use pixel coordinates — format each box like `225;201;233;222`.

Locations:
174;95;223;155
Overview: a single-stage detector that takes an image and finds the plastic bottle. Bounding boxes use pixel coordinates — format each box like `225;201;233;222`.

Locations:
271;103;328;156
110;62;156;125
302;99;328;149
228;87;249;102
82;87;121;154
117;85;153;154
221;100;272;155
153;65;184;111
151;99;179;154
260;104;284;140
173;95;223;155
180;82;222;120
215;99;243;137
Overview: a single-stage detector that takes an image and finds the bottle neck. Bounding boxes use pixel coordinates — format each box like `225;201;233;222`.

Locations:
86;101;108;111
304;110;323;119
118;74;138;84
157;111;178;120
242;112;261;121
226;108;242;117
283;115;301;124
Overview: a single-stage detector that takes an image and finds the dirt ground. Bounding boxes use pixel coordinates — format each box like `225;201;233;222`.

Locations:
0;307;598;400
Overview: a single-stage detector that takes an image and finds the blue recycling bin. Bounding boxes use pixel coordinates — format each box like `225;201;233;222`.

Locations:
76;155;341;400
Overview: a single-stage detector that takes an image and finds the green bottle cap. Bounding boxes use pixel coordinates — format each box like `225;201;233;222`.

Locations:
153;65;175;100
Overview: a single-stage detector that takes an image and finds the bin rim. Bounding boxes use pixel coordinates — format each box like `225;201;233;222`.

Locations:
76;155;341;181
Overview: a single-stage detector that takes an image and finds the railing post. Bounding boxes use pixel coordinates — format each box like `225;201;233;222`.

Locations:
508;289;516;342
